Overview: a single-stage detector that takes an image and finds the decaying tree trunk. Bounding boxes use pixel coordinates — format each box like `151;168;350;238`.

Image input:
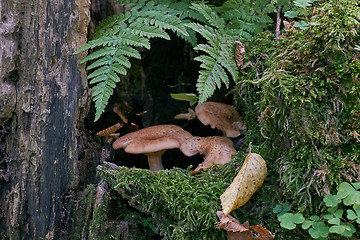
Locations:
0;0;91;239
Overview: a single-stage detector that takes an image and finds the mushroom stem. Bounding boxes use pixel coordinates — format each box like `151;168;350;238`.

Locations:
145;150;166;171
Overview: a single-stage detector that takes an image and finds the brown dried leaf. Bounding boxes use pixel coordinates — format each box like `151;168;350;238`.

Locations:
282;20;296;36
250;225;275;240
216;211;254;240
216;211;248;232
220;152;267;215
96;123;123;137
235;41;245;69
228;231;254;240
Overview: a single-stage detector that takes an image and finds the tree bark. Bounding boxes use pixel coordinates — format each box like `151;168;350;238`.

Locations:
0;0;91;239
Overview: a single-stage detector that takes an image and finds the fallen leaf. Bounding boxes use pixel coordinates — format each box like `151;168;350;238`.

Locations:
96;123;123;137
216;211;249;232
220;151;267;215
228;231;254;240
216;211;254;240
250;225;275;240
235;41;245;69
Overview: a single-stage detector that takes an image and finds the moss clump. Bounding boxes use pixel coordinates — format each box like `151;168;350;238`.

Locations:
98;164;231;239
97;148;279;240
59;182;159;240
236;0;360;213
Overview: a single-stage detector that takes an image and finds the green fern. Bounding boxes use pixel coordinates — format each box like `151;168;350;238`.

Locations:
220;0;275;40
75;0;275;120
183;1;277;103
186;3;239;103
74;1;190;121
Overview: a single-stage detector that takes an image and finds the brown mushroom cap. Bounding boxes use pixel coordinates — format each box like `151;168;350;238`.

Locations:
180;136;237;173
112;124;193;171
195;102;246;138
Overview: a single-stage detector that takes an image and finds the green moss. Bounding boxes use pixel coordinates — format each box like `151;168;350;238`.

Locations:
98;165;229;239
59;183;159;240
58;184;97;239
97;148;282;239
235;0;360;213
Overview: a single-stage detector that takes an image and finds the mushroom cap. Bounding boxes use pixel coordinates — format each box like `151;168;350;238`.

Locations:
112;124;193;154
181;136;237;173
195;102;246;138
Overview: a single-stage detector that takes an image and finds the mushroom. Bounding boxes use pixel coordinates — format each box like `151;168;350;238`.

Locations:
112;124;193;171
180;136;237;174
195;102;246;138
173;108;196;121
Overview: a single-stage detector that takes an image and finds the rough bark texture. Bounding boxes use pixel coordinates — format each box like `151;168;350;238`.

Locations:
0;0;91;239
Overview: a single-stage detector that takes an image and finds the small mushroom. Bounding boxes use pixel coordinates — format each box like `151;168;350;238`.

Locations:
180;136;237;174
195;102;246;138
112;124;193;171
174;108;196;121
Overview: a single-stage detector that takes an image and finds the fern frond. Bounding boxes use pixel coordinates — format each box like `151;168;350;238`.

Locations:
168;1;193;18
192;34;236;102
91;13;130;40
87;66;112;80
89;55;125;121
190;3;225;29
75;1;195;121
137;12;189;38
219;42;239;83
86;55;112;71
221;4;274;39
86;47;135;122
185;22;219;47
80;47;117;64
182;26;198;47
116;45;141;59
74;37;117;55
85;51;132;72
92;82;113;122
194;44;219;59
113;54;131;68
186;3;240;103
129;21;170;40
196;59;230;103
121;31;151;49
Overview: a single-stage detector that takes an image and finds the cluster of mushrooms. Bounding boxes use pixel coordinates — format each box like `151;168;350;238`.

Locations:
112;102;247;173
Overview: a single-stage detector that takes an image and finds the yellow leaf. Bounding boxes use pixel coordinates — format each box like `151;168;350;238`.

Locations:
220;152;267;215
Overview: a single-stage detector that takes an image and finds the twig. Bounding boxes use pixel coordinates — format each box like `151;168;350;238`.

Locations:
275;6;282;40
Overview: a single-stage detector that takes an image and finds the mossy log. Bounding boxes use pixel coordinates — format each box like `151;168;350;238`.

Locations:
96;161;242;239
